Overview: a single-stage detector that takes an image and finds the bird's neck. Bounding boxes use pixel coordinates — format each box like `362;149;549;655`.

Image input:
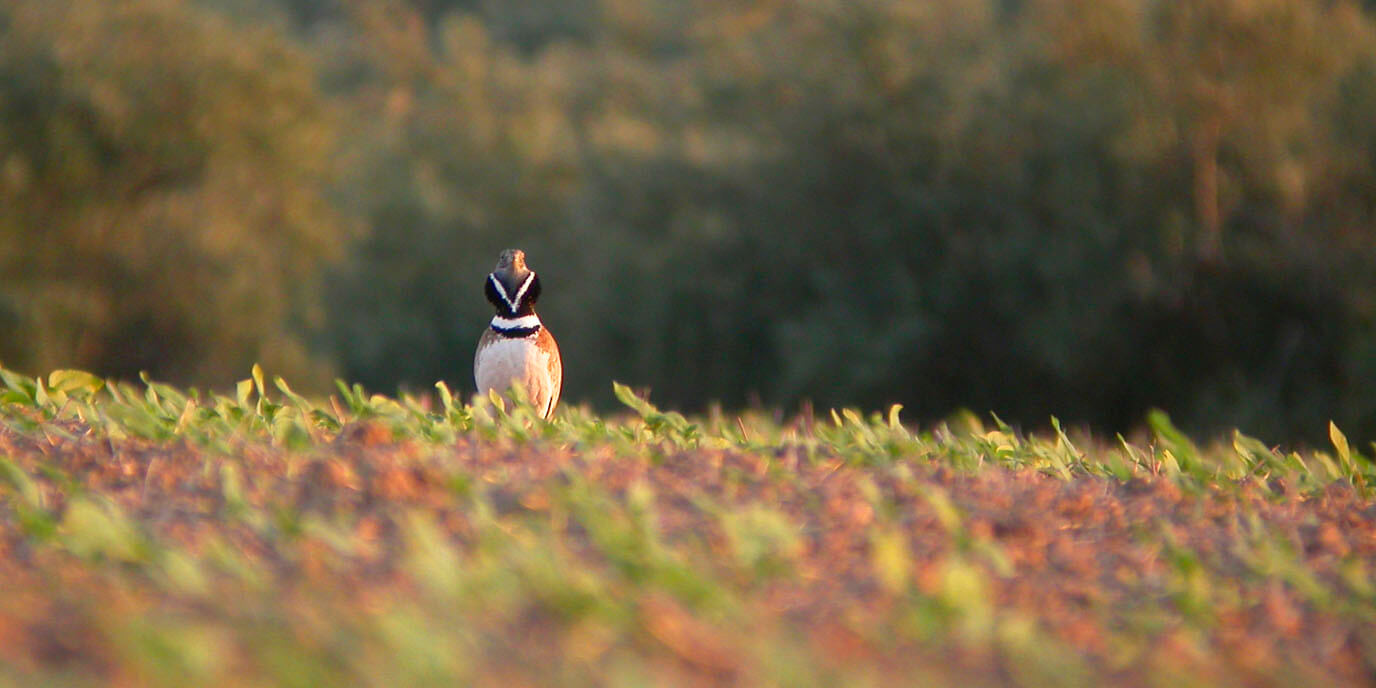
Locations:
490;313;541;338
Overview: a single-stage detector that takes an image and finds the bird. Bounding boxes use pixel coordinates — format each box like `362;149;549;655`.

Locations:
473;249;562;419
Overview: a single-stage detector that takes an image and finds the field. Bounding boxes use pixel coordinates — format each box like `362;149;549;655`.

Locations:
1;367;1374;687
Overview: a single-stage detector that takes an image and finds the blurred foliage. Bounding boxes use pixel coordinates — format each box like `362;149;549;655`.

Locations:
4;0;1376;442
3;370;1375;685
0;0;343;387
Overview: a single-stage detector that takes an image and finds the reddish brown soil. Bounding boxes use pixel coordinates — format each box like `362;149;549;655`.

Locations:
1;422;1374;687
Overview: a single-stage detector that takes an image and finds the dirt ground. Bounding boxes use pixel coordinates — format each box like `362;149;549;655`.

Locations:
1;422;1374;686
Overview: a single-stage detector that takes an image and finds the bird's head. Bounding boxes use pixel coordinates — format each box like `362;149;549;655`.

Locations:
485;248;541;317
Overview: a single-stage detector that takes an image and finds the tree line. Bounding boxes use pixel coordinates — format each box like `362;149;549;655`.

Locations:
3;0;1375;443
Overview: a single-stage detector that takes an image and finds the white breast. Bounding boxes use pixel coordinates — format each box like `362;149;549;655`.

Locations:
475;336;554;411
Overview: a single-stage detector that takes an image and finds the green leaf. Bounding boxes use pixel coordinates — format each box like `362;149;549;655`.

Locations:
33;379;51;408
435;381;455;413
922;487;963;535
612;381;657;418
309;409;342;432
48;370;104;396
401;510;462;596
1148;409;1199;474
158;549;210;597
220;464;245;512
236;379;253;408
0;458;42;508
273;376;312;410
486;388;506;414
871;528;911;594
0;368;36;399
60;497;147;563
1330;422;1352;470
251;364;267;400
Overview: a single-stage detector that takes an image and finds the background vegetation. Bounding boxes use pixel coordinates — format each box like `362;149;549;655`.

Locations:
4;0;1376;443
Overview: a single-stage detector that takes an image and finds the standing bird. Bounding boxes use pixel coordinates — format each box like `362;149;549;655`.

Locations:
473;249;562;418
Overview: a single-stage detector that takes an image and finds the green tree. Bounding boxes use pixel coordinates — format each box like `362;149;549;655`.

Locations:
317;8;582;391
272;0;1376;441
1035;0;1370;261
0;0;344;386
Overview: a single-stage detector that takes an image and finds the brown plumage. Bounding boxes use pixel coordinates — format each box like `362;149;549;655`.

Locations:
473;249;562;418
